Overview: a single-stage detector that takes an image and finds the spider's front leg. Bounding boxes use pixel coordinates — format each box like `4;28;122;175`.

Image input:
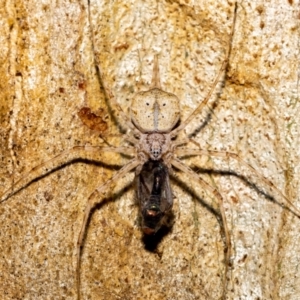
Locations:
76;158;140;300
170;157;232;300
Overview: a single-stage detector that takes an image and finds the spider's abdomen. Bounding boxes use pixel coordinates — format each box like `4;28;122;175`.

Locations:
131;88;180;133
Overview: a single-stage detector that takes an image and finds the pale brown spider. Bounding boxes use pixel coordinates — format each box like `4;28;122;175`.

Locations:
1;3;300;300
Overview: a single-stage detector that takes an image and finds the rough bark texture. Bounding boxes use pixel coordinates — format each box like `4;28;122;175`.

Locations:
1;0;300;299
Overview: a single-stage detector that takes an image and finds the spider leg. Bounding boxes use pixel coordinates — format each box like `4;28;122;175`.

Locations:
76;158;140;300
87;3;141;138
170;2;237;139
171;157;231;299
175;144;300;218
0;145;134;203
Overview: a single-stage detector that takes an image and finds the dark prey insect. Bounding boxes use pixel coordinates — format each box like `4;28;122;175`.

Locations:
137;159;173;235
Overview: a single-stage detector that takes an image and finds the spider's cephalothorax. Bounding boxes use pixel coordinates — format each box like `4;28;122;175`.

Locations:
138;132;171;160
136;159;173;235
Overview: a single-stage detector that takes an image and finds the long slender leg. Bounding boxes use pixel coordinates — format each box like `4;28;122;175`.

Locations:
87;3;141;138
171;157;231;300
76;158;140;300
0;145;134;203
175;146;300;217
170;2;237;138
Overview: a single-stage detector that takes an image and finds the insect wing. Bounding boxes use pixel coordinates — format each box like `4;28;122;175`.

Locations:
136;160;173;234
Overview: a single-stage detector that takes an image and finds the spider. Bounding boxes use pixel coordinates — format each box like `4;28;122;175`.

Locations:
1;2;300;300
